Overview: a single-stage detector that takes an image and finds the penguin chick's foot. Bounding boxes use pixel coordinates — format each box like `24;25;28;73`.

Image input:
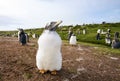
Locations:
39;69;47;74
51;70;57;75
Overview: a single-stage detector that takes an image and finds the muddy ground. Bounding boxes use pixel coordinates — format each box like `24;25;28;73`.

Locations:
0;37;120;81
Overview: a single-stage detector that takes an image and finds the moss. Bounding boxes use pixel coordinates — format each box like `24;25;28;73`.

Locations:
23;72;32;79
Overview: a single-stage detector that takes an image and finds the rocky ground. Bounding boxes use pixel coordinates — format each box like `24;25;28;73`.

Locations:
0;37;120;81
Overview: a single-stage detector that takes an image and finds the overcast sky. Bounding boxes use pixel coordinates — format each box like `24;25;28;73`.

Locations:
0;0;120;31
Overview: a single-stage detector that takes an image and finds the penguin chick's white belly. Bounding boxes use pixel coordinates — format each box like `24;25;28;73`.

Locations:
36;30;62;71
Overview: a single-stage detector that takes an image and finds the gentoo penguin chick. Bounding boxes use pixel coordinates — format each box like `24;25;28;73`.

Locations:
36;20;62;75
69;33;77;46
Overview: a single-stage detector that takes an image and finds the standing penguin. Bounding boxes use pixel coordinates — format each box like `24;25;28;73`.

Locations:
18;28;26;45
69;33;77;45
36;21;62;75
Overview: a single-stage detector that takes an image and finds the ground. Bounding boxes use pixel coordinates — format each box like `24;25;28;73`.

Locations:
0;37;120;81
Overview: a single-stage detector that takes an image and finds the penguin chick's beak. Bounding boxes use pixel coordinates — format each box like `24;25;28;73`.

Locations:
45;20;62;31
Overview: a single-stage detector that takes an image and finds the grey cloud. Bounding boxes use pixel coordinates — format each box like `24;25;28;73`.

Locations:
0;15;22;26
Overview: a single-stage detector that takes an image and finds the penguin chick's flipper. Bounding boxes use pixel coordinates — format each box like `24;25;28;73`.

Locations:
51;70;57;75
39;69;47;74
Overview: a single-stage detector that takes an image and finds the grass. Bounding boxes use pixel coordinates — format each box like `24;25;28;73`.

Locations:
0;22;120;52
58;22;120;48
63;39;120;55
77;41;120;55
23;72;32;79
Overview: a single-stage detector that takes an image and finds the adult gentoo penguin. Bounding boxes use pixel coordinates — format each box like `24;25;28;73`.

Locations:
36;20;62;75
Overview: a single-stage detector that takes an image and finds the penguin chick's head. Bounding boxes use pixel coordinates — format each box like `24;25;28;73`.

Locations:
45;20;62;31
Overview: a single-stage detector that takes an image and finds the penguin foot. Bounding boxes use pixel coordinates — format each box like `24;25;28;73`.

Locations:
51;70;57;75
39;69;47;74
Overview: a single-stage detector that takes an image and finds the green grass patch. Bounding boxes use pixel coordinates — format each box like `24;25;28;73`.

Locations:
1;22;120;54
23;72;32;79
77;41;120;55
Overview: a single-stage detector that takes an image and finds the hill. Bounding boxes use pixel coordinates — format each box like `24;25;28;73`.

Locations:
0;22;120;46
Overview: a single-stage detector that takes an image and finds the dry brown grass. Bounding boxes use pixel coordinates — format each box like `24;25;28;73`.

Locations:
0;37;120;81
